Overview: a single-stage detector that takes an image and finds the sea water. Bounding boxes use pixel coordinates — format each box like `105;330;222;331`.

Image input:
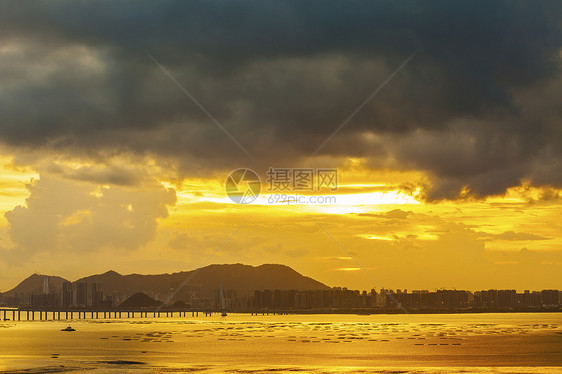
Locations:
0;312;561;373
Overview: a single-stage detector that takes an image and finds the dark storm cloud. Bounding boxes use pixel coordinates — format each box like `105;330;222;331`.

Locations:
1;1;561;198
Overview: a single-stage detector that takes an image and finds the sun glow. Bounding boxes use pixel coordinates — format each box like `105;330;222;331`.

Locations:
0;156;38;215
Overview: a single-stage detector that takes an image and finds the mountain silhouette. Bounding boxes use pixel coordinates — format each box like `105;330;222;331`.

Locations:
2;264;329;303
2;273;69;296
76;264;329;301
118;292;160;309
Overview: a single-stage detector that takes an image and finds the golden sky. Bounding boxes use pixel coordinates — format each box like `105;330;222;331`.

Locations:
0;154;560;291
1;2;561;292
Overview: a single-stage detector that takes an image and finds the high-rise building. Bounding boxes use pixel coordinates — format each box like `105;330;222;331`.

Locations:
30;292;59;308
43;276;49;294
92;283;103;308
62;281;73;308
253;290;261;309
76;282;88;307
541;289;560;306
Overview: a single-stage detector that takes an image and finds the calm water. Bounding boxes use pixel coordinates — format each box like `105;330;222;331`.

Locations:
0;313;561;373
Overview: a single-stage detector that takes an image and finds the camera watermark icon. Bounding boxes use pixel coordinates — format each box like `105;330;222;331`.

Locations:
225;168;261;204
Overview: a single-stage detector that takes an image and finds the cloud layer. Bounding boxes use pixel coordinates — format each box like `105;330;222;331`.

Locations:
4;175;176;260
1;1;561;198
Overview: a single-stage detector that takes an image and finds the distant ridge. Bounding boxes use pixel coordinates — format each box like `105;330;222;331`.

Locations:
3;273;69;296
2;264;329;302
118;292;160;309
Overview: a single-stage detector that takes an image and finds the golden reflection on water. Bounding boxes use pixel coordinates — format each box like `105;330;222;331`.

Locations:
0;313;561;373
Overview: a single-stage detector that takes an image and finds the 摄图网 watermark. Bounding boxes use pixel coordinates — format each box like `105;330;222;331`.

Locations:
225;168;338;205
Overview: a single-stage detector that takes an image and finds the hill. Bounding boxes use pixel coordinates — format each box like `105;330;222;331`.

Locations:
2;264;329;304
2;273;69;296
118;292;160;309
76;264;329;302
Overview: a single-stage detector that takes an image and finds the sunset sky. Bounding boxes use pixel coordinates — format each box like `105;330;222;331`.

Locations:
1;1;561;292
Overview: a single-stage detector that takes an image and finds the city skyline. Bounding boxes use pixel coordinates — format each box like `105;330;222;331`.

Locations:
2;272;560;312
3;265;562;295
2;266;561;301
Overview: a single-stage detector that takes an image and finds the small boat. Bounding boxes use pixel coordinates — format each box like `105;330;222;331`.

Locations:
61;326;76;332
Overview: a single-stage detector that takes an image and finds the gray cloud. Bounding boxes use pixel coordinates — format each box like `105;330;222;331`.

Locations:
1;1;561;198
356;209;411;220
168;232;197;250
476;230;551;241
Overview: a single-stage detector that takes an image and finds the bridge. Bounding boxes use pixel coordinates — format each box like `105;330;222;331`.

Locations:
0;308;299;321
0;308;232;321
